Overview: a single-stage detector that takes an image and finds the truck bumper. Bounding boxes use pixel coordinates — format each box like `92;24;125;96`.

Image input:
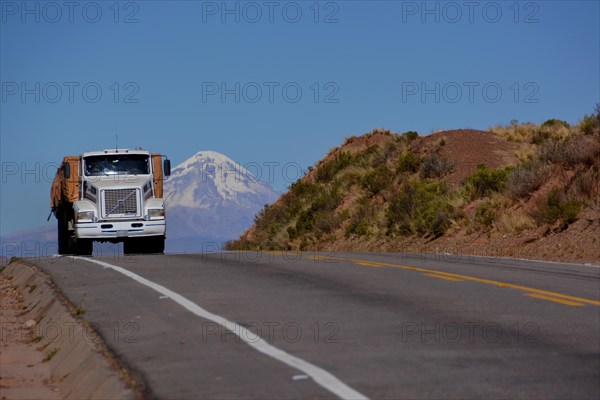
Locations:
75;220;166;240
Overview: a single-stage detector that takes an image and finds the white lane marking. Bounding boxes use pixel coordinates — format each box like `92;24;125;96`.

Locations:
73;256;368;400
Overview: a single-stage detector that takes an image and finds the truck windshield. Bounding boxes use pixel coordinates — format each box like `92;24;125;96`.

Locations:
84;154;150;176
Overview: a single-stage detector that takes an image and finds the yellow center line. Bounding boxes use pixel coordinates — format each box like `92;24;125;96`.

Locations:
525;293;585;307
300;254;600;307
423;273;463;282
354;261;385;268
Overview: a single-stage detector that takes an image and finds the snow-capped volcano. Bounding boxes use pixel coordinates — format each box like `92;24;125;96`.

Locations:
164;151;279;251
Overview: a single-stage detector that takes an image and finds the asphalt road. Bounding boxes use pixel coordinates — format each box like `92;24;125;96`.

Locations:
33;251;600;399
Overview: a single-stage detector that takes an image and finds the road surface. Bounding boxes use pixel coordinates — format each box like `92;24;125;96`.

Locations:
32;251;600;399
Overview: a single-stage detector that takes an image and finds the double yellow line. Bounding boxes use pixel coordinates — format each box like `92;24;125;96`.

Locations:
302;254;600;307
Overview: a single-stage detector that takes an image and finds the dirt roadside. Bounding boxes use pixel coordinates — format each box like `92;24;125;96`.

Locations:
0;271;60;400
0;260;137;400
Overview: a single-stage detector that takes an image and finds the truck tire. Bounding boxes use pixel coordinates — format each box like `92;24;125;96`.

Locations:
57;215;67;255
57;206;76;255
75;239;93;256
153;236;165;254
123;239;138;255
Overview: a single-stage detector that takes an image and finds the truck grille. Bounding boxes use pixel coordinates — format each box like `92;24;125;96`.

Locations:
104;189;139;217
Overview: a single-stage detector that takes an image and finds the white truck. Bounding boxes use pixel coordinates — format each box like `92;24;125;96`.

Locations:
50;148;171;255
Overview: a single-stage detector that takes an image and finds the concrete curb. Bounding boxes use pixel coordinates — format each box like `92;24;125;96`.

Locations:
1;261;139;400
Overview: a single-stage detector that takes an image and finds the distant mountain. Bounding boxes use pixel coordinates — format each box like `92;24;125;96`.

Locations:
164;151;280;252
0;224;56;258
0;151;279;256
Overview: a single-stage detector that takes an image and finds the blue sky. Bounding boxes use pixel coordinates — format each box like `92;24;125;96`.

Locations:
1;0;599;235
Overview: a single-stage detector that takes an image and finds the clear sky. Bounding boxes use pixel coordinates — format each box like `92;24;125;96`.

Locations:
1;0;599;235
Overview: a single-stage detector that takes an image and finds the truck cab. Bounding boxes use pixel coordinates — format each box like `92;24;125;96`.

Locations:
51;148;171;255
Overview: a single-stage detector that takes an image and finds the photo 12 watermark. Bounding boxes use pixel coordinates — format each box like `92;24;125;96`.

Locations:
0;241;140;262
1;81;140;104
399;321;540;344
200;1;340;24
1;159;307;185
399;1;540;24
1;1;140;24
1;320;140;345
200;321;340;344
401;81;540;104
201;81;340;104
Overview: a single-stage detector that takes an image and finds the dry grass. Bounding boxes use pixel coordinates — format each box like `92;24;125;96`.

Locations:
491;122;539;143
496;208;536;233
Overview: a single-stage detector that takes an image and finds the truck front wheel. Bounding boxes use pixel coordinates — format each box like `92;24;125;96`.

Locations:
75;239;93;256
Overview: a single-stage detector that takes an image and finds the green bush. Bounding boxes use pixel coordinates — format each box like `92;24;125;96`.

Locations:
317;151;356;181
286;226;297;240
465;164;509;199
289;180;319;198
386;181;455;237
397;150;421;174
361;164;391;195
404;131;419;141
346;220;369;237
420;154;454;179
580;106;600;135
544;188;581;225
541;119;570;129
475;202;496;227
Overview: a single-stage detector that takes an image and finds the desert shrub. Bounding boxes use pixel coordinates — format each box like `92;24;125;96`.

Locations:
315;212;342;234
574;169;597;199
295;209;316;235
397;150;421;174
317;151;356;181
386;181;455;237
362;164;391;195
286;226;297;240
475;202;496;227
289;180;319;198
538;140;562;163
419;154;454;179
540;136;600;167
541;119;570;129
465;164;509;199
491;122;538;143
346;220;369;236
404;131;419;141
530;119;573;144
386;183;417;235
345;199;377;237
292;185;343;236
508;161;549;198
496;209;535;233
579;105;600;135
543;188;581;225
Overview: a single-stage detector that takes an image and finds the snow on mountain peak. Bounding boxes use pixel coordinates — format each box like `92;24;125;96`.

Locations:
165;150;279;210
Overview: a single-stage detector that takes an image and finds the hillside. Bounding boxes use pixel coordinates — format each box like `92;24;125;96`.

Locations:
227;110;600;264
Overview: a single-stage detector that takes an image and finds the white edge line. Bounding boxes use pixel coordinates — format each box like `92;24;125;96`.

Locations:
72;256;368;400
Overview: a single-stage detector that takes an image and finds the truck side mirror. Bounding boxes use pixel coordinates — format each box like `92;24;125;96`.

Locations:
64;162;71;179
163;159;171;176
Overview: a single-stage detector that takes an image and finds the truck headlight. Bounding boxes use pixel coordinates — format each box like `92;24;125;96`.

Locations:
76;211;95;222
148;209;165;218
